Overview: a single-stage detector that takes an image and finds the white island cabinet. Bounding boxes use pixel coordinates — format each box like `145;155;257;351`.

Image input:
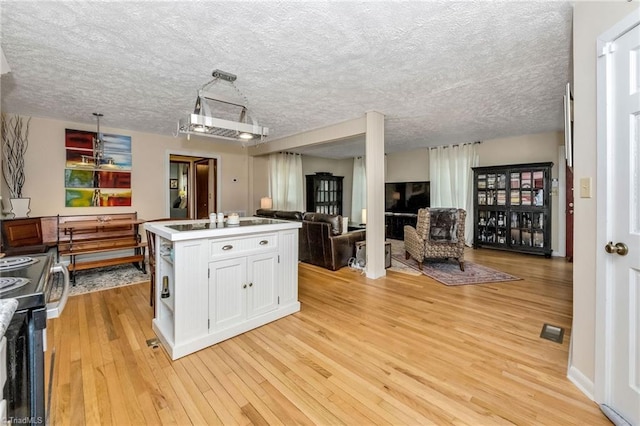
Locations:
145;217;302;360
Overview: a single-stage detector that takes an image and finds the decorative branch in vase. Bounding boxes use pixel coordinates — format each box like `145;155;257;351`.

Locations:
1;113;31;217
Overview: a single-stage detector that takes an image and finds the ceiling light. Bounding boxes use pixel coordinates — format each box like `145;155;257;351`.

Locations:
177;69;268;144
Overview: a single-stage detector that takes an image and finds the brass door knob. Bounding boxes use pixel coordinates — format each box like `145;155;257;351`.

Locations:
605;241;629;256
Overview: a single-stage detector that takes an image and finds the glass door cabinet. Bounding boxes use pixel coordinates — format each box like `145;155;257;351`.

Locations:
473;162;553;257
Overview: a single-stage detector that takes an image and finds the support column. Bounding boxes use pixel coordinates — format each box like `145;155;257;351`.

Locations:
365;111;385;279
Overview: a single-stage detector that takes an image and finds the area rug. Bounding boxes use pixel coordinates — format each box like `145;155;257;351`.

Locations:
50;263;149;298
391;254;521;286
388;257;422;275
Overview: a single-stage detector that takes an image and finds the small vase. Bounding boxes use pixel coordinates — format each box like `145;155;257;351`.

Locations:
9;197;31;218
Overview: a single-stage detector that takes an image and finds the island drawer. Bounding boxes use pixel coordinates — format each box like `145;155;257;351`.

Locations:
209;233;278;258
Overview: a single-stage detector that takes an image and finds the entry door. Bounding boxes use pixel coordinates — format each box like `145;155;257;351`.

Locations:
602;18;640;424
565;164;574;262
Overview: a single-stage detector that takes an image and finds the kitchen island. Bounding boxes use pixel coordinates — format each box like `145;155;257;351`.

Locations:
145;217;302;360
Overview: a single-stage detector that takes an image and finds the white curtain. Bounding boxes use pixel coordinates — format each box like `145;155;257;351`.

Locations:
268;152;304;211
429;143;479;245
351;157;366;224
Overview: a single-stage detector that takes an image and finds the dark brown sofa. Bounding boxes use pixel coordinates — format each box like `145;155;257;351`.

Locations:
254;209;366;271
255;209;304;221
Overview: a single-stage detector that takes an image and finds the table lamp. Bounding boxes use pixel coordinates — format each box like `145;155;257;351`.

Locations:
260;197;273;209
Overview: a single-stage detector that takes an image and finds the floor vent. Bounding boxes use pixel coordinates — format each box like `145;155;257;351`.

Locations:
146;338;160;349
540;323;564;344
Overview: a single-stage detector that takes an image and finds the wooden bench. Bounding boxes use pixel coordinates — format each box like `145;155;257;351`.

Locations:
57;212;147;283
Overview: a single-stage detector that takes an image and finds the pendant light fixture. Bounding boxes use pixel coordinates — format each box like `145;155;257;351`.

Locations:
79;113;115;168
177;69;268;144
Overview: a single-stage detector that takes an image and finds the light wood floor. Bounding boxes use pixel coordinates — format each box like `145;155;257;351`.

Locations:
46;248;608;425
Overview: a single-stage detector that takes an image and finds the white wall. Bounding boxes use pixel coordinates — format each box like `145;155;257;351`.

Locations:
476;132;562;168
385;131;561;179
2;115;251;221
385;149;429;182
250;155;269;214
570;1;639;392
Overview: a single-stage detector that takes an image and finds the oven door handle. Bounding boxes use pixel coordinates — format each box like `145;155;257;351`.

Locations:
46;263;70;319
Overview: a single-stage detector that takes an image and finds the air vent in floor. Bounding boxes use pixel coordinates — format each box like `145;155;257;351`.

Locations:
146;338;160;349
540;323;564;343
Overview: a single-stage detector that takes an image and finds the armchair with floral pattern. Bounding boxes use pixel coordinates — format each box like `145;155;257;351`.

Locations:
403;208;466;271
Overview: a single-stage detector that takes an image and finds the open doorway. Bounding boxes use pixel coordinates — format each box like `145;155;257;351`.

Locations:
168;154;218;219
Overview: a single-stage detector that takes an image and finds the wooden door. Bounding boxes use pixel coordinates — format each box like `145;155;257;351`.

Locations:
195;160;209;219
565;163;574;262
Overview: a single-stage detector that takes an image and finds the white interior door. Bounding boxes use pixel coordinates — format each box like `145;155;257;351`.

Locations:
600;15;640;425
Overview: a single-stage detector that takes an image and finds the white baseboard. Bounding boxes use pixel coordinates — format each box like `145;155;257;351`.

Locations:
567;364;595;401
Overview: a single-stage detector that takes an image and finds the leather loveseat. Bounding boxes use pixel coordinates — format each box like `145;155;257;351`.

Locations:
255;209;304;221
254;209;366;271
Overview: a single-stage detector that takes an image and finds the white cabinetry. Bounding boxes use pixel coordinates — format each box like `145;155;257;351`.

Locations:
209;251;278;331
147;219;301;360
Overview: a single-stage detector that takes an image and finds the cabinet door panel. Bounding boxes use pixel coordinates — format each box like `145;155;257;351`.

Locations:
247;252;278;318
209;258;246;331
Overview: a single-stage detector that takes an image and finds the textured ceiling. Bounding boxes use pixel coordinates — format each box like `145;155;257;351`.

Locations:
0;1;572;159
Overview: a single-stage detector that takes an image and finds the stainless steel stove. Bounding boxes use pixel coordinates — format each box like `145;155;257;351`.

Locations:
0;257;39;271
0;277;31;294
1;252;70;424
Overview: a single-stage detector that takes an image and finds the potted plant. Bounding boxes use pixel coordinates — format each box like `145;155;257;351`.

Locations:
1;113;31;217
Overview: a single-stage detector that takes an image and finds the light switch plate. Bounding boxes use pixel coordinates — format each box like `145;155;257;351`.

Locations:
580;177;592;198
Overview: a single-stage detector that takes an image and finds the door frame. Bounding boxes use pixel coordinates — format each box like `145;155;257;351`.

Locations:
594;9;640;405
165;149;221;219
